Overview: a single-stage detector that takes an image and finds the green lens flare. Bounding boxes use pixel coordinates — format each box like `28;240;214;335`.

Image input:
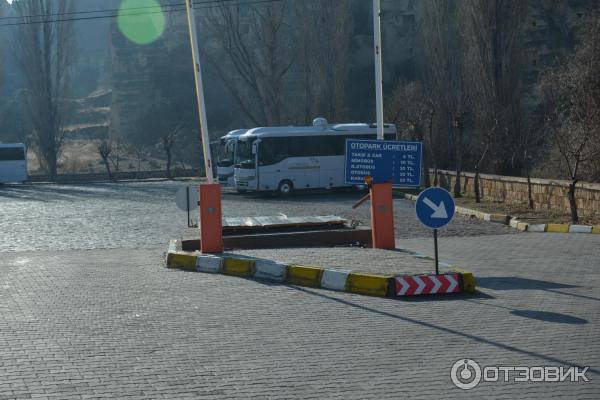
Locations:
118;0;166;45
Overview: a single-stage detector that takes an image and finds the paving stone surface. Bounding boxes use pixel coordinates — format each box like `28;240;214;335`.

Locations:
232;247;439;276
1;182;597;399
0;181;514;252
1;234;599;399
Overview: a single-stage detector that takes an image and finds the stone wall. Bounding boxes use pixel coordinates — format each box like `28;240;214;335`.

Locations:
433;169;600;216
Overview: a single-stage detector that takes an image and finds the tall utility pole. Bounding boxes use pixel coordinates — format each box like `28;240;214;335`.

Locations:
185;0;223;254
368;0;395;250
184;0;214;183
373;0;384;140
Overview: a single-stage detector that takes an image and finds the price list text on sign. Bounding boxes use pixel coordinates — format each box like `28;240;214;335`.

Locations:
344;139;422;187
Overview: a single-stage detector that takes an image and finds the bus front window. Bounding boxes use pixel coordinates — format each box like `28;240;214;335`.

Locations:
235;139;255;169
217;139;235;167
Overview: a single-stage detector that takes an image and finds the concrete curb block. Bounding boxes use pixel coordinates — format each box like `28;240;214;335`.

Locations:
196;254;223;273
569;225;592;233
321;269;351;291
546;223;570;233
165;246;477;299
527;224;546;232
402;192;598;235
346;273;391;297
222;257;256;277
166;252;197;272
255;260;288;282
288;265;324;287
168;239;181;253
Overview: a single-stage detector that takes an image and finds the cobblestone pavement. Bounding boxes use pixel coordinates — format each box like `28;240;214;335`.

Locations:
1;233;599;399
2;181;597;399
0;181;513;252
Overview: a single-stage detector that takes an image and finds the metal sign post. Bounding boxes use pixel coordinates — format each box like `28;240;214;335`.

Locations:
185;0;214;181
185;0;223;253
373;0;384;141
367;0;395;249
415;187;456;274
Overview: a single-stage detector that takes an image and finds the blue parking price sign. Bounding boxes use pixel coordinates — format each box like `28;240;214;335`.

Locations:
344;139;422;187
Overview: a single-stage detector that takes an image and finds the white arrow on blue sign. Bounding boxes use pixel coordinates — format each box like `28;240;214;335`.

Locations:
415;187;455;229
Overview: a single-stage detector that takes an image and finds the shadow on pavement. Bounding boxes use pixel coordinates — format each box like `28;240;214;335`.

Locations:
397;290;495;302
477;276;578;290
510;310;588;324
544;289;600;302
478;276;600;302
291;286;600;376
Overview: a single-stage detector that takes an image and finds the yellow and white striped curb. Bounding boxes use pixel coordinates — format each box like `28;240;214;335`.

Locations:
402;193;511;226
403;192;599;235
508;220;600;234
165;248;476;299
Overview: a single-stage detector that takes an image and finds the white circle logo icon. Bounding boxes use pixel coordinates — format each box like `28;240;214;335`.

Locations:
451;359;482;390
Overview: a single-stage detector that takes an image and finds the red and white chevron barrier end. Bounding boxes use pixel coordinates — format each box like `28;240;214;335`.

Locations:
395;273;461;296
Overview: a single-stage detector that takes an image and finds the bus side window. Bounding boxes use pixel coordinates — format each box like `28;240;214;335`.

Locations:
317;136;338;156
0;147;25;161
260;137;289;166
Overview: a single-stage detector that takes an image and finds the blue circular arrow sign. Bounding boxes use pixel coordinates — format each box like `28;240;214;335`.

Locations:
415;187;455;229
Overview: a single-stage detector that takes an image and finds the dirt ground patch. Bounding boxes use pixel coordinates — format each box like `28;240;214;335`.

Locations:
454;196;600;225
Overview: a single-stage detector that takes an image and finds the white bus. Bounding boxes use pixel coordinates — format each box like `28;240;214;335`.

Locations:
234;119;396;195
216;129;247;186
0;143;28;184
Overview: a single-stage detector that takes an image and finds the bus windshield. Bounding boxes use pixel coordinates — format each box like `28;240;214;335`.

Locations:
235;138;255;168
217;139;235;167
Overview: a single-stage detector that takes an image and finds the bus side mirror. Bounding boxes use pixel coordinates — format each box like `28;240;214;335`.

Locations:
252;142;257;155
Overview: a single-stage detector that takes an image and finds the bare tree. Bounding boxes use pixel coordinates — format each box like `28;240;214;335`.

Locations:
386;80;434;187
461;0;527;176
14;0;76;180
202;3;295;126
97;140;113;180
538;14;600;222
419;0;470;197
160;123;183;180
296;0;353;123
470;120;496;202
132;145;150;176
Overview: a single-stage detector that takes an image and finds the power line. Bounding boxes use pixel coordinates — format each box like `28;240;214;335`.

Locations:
0;2;185;21
0;0;285;27
0;7;186;28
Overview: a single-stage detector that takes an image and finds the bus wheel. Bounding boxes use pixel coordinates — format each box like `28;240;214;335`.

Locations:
278;180;294;196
